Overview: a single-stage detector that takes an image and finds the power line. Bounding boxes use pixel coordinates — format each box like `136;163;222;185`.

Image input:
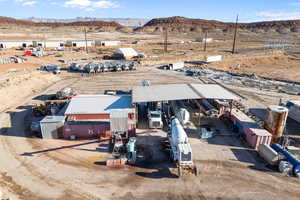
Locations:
232;14;239;54
164;27;168;53
204;30;208;52
84;28;88;54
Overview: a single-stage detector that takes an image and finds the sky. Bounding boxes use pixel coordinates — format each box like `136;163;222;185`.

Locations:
1;0;300;22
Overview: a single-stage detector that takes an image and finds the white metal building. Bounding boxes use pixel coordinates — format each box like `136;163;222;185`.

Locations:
32;40;65;48
66;40;95;47
0;40;33;49
113;48;138;59
95;40;121;47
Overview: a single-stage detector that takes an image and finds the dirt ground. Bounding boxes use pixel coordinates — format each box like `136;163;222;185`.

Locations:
1;32;300;82
0;66;300;200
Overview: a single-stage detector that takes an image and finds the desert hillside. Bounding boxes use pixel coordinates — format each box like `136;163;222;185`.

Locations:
137;16;300;34
0;16;125;32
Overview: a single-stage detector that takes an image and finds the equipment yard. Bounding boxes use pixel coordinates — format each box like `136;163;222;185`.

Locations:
0;65;300;200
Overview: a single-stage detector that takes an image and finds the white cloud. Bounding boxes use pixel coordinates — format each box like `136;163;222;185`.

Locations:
93;1;118;8
14;0;37;6
289;2;300;6
22;1;36;6
257;11;300;21
65;0;91;7
64;0;119;10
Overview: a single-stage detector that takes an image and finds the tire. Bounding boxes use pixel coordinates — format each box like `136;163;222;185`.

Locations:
194;166;200;176
178;167;182;178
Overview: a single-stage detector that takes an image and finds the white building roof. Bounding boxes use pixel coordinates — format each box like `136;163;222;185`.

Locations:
132;84;240;103
65;95;134;115
114;48;138;57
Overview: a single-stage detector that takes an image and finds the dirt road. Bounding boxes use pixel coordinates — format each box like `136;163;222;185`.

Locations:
0;67;299;200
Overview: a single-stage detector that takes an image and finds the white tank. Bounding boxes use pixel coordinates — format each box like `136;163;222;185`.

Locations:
258;144;279;165
171;101;190;125
171;118;188;146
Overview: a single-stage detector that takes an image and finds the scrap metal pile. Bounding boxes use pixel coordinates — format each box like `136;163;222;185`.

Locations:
181;67;300;95
69;61;136;73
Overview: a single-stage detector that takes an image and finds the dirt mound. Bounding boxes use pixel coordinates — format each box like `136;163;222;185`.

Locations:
137;16;300;34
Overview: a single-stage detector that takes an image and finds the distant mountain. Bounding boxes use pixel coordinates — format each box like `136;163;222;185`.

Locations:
137;16;300;34
27;17;150;27
0;16;125;32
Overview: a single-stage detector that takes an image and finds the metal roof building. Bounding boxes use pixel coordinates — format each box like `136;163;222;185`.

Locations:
113;48;138;59
65;95;135;115
132;84;240;103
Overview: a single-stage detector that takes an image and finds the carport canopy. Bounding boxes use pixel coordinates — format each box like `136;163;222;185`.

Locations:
132;83;241;103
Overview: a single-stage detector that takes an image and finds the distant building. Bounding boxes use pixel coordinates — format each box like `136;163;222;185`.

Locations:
32;40;65;48
196;38;213;43
65;40;95;48
0;40;33;48
112;48;138;60
95;40;121;47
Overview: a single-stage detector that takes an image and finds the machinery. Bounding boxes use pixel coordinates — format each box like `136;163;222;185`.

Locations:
169;118;199;177
148;109;163;129
56;87;76;100
271;144;300;177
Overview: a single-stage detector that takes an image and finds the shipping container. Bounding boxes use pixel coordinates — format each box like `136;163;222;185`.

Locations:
63;121;111;139
229;109;272;149
63;121;136;139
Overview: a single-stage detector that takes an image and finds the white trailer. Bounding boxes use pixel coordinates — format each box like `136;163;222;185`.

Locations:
169;118;199;177
165;62;185;70
206;55;222;63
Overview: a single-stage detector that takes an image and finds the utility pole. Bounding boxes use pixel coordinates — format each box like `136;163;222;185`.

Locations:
84;28;88;54
204;30;208;52
232;14;239;54
164;27;168;53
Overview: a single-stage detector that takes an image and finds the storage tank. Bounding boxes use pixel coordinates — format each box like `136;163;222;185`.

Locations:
171;118;188;145
264;105;288;143
171;101;190;125
258;144;279;165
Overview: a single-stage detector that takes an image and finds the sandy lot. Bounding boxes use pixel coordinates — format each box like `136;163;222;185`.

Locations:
0;67;299;200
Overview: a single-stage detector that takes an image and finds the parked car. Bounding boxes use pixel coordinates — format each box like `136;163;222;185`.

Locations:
40;65;61;74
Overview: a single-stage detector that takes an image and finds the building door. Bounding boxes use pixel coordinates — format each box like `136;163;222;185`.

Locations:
22;43;27;48
0;44;3;48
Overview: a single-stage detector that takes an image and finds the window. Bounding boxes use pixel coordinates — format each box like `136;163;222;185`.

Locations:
73;43;77;47
0;44;3;48
150;113;161;118
22;43;27;47
60;43;64;47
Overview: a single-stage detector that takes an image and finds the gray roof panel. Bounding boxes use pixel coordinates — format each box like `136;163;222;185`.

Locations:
132;84;240;103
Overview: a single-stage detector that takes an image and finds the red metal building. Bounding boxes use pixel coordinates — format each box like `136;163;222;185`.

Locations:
63;95;136;139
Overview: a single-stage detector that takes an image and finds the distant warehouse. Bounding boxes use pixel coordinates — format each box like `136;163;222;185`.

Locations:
95;40;121;47
65;40;95;48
